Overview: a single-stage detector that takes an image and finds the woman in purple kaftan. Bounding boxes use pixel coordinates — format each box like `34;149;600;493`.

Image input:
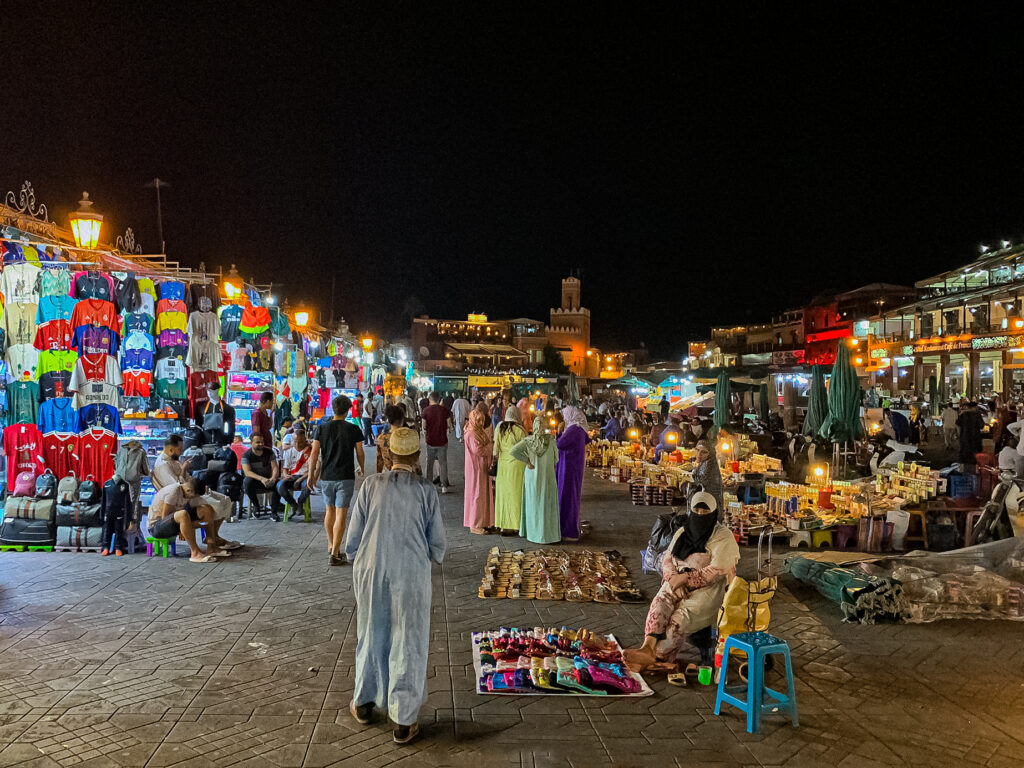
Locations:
556;406;591;541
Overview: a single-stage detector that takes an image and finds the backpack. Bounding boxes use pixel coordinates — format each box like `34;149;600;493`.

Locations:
181;426;205;451
35;469;57;499
57;472;79;504
12;471;37;497
77;476;101;505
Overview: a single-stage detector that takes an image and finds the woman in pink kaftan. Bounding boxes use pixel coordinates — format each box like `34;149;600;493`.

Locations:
464;408;494;533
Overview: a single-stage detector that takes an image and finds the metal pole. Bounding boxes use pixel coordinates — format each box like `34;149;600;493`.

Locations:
145;178;170;254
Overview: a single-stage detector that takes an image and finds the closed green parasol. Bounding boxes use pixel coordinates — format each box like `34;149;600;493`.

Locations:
928;375;939;416
803;364;829;436
711;371;731;439
819;342;864;444
759;382;771;422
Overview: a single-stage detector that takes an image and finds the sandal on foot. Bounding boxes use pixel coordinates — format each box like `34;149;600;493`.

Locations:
189;555;216;563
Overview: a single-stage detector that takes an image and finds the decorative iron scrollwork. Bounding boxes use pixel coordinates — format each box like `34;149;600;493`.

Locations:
4;181;48;221
116;227;142;254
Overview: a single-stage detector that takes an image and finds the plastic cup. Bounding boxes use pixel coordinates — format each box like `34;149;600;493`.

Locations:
698;666;712;685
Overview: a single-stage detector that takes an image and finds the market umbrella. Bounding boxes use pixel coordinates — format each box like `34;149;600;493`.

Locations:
818;342;864;445
928;375;939;416
802;365;829;436
711;371;731;439
758;382;771;422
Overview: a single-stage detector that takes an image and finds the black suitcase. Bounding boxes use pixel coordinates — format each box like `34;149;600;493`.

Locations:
217;472;243;502
0;517;56;547
55;503;103;528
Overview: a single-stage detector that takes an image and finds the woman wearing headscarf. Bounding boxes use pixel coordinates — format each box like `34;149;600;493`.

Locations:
473;401;493;440
493;405;527;535
556;405;592;541
600;409;622;441
517;397;535;433
686;439;724;517
623;491;739;672
463;407;495;534
510;415;561;544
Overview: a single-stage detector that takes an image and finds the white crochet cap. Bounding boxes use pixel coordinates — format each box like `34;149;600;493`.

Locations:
690;490;717;513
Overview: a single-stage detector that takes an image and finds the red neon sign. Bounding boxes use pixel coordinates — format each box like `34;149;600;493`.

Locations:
805;328;852;343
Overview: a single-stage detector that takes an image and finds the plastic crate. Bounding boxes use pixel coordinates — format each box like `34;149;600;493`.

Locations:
949;474;978;499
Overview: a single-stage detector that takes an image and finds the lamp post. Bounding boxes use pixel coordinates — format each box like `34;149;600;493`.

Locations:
69;192;103;249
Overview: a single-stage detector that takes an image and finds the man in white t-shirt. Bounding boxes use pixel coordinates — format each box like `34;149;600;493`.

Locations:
152;435;188;490
451;395;471;442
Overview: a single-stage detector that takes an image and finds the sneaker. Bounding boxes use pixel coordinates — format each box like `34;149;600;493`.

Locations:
440;485;448;494
271;511;281;522
349;700;374;725
393;723;419;744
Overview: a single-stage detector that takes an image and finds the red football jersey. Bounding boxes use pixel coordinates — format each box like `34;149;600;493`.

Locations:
70;299;118;333
33;320;74;351
42;433;80;479
123;369;153;398
2;424;45;489
78;428;117;484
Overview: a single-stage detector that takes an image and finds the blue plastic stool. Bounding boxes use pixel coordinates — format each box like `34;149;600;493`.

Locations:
714;631;798;733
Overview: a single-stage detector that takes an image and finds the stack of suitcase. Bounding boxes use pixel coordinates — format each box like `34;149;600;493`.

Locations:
55;501;105;551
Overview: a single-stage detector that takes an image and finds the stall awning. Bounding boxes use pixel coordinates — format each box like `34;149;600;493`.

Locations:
445;343;528;358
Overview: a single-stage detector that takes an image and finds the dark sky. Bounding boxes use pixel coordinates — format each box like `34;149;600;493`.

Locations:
8;5;1024;357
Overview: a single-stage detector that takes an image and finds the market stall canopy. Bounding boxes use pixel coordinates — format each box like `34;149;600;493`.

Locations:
685;366;771;380
609;375;655;389
445;342;528;358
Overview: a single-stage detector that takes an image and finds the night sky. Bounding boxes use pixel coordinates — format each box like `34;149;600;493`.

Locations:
7;5;1024;357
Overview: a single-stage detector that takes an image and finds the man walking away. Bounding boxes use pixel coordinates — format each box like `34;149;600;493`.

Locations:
361;391;375;446
345;427;446;744
451;394;471;442
421;392;452;493
308;395;365;565
941;402;959;450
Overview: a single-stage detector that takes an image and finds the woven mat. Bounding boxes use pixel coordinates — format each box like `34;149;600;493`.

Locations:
477;547;641;603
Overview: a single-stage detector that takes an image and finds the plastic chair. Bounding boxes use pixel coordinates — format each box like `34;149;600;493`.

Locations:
715;631;798;733
283;497;312;523
145;537;178;558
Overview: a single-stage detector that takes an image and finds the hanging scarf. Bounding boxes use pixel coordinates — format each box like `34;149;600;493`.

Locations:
671;510;718;560
561;405;588;432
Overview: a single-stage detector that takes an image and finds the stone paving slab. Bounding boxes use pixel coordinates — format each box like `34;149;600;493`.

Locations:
1;441;1023;767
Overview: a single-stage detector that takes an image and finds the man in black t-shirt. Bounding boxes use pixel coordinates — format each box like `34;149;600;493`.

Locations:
241;434;283;520
308;395;365;565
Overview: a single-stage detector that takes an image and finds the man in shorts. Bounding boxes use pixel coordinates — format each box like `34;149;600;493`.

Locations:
147;478;222;563
308;394;365;566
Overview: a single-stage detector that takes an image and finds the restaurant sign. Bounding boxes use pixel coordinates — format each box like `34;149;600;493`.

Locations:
914;338;972;353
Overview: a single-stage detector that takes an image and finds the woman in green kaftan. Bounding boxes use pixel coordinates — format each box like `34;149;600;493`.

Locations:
493;405;527;534
510;415;561;544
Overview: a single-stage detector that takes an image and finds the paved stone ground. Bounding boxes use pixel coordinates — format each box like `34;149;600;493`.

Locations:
1;442;1023;768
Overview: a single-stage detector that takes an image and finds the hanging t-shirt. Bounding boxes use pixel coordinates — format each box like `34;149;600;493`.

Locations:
73;325;118;356
121;312;153;335
154;311;188;335
36;295;78;324
42;432;79;478
156;298;188;316
37;350;78;377
70;353;123;390
155;344;187;362
71;271;115;302
122;346;154;371
157;329;188;348
39;370;71;401
137;277;157;302
7;380;39;425
35;268;72;298
154;357;188;386
78;428;117;483
37;397;77;434
219;304;243;342
70;299;118;333
33;321;74;351
139;292;155;317
190;283;220;311
123;331;155;353
6;343;40;380
3;423;45;486
268;307;291;337
187;311;219;344
158;281;186;302
122;368;153;398
112;272;142;313
4;302;37;346
77;403;121;435
71;380;120;410
239;303;271;335
1;262;41;304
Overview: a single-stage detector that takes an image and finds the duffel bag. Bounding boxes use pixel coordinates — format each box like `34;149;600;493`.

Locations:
55;503;103;528
4;497;56;522
56;525;106;549
0;517;56;547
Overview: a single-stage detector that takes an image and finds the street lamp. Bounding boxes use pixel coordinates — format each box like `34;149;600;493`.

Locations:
361;337;374;350
294;311;309;327
69;192;103;249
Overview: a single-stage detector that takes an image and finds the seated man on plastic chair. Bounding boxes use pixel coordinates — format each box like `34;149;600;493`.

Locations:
146;478;224;563
654;416;685;463
241;434;284;521
624;491;739;673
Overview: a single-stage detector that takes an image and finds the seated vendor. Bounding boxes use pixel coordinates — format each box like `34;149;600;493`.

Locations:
624;491;739;672
600;411;623;441
147;478;222;563
654;416;684;462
